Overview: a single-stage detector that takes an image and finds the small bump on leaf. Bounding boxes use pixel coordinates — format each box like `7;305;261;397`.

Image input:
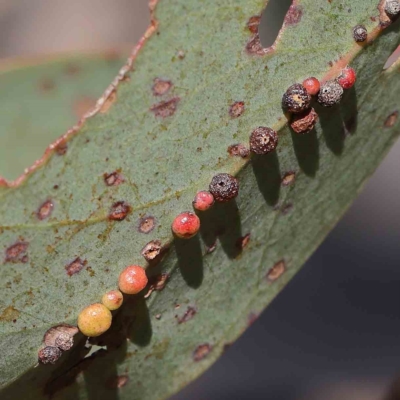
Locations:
36;199;54;220
65;257;87;277
109;201;131;221
5;241;29;264
150;97;180;118
267;260;286;282
193;344;212;362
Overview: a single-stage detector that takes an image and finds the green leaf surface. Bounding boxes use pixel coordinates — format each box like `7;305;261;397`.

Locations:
0;52;127;181
0;1;399;399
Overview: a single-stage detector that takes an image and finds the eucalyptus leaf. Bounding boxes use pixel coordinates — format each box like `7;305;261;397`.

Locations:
0;1;399;399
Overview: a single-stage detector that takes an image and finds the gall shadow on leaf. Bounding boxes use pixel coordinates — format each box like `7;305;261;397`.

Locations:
340;86;358;135
175;234;203;288
316;103;346;156
251;152;281;207
126;297;152;347
199;200;243;259
290;127;319;177
0;334;92;400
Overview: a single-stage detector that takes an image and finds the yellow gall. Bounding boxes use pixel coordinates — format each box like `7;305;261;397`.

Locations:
77;303;112;337
102;290;124;311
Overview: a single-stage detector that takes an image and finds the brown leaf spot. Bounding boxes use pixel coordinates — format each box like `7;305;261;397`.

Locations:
39;78;55;92
5;241;29;264
103;170;124;186
152;78;173;96
150;97;180;118
193;343;212;362
109;201;131;221
0;306;20;322
65;64;81;76
177;306;197;324
37;199;54;220
177;50;185;59
100;90;117;114
227;144;250;158
267;260;286;282
106;375;129;389
236;233;251;251
141;240;162;261
144;273;169;299
73;96;96;119
65;257;87;277
229;101;245;118
55;142;68;156
282;172;296;186
246;34;267;55
284;4;303;25
138;216;156;234
385;111;398;127
247;15;261;34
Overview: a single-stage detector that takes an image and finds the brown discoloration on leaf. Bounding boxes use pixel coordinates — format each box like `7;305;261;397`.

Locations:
246;34;268;55
227;144;250;158
65;257;87;277
106;375;129;389
385;111;398;127
284;4;303;25
267;260;286;282
177;306;197;324
100;89;117;113
109;201;131;221
193;343;212;362
55;142;68;156
229;101;245;118
5;241;29;264
150;97;180;118
141;240;162;261
247;15;261;34
65;63;81;76
0;306;20;322
152;78;173;96
138;215;156;234
73;96;96;119
103;170;124;186
236;233;251;250
144;273;169;299
39;78;55;92
282;172;296;186
177;50;185;59
37;199;54;220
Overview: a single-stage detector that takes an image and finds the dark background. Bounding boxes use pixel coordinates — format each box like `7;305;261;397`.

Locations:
1;1;400;399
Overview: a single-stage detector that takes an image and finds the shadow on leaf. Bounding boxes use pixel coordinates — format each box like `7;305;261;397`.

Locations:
251;152;281;207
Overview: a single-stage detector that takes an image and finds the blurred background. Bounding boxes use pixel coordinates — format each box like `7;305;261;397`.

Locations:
1;0;400;399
